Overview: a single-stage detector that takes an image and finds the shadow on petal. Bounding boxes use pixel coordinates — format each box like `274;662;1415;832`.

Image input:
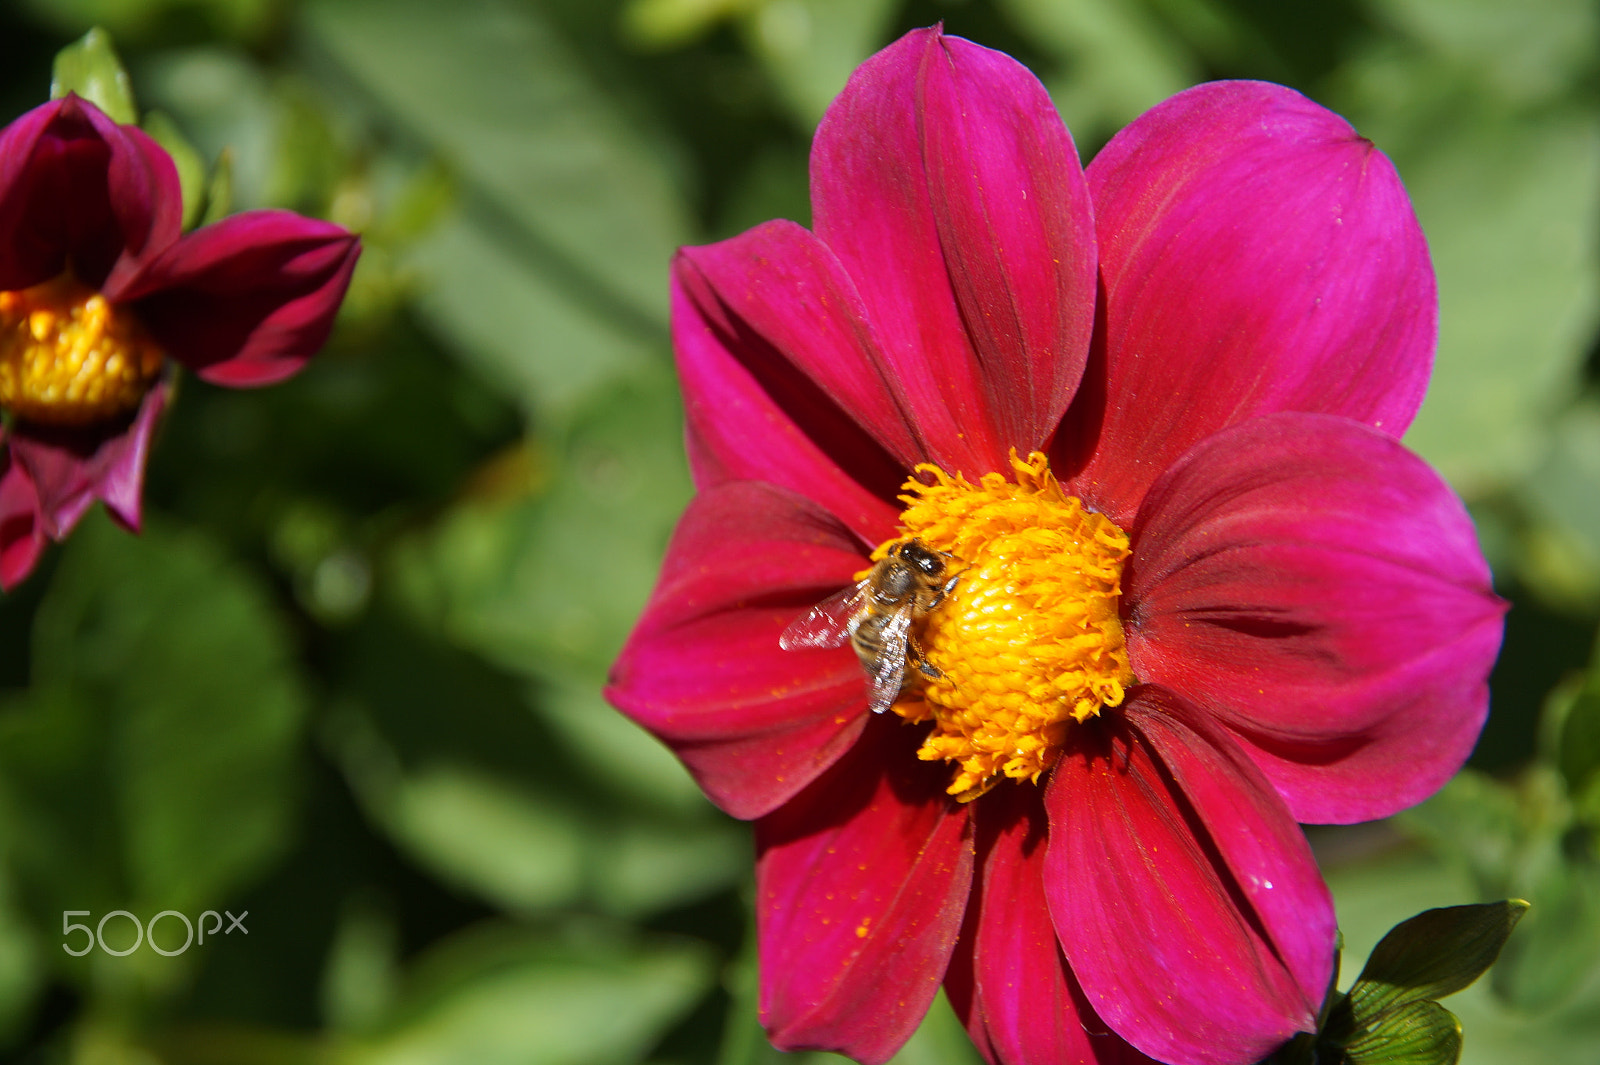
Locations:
757;713;973;1065
0;451;46;589
949;780;1158;1065
1045;690;1331;1065
608;481;879;819
1124;412;1506;823
125;210;359;387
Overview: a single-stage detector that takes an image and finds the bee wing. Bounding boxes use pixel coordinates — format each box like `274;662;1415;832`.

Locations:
779;583;866;651
865;607;914;714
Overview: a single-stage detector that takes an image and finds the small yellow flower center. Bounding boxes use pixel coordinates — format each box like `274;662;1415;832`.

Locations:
0;273;164;426
878;451;1134;802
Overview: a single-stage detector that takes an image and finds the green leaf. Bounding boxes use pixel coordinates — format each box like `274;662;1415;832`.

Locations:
137;48;273;210
1398;769;1521;897
739;0;899;128
201;146;234;226
357;761;587;915
1557;655;1600;798
6;513;309;919
50;26;137;124
320;619;587;915
24;0;279;43
1355;85;1600;496
262;77;345;215
404;212;659;422
1341;998;1462;1065
0;685;122;919
141;110;207;230
534;676;707;814
392;365;690;680
1398;761;1600;1012
1489;857;1600;1010
1324;848;1600;1065
321;900;400;1036
1365;0;1597;103
305;0;689;328
1515;399;1600;613
621;0;751;50
590;818;746;918
357;925;710;1065
999;0;1197;142
1346;901;1529;1021
322;610;736;919
0;869;40;1045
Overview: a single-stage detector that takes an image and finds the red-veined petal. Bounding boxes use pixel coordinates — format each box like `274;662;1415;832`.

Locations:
606;480;876;819
1060;81;1434;524
8;376;169;540
121;209;359;386
757;713;973;1065
1046;690;1333;1065
672;223;913;542
0;451;46;590
811;28;1096;477
0;95;181;293
1124;412;1505;823
949;782;1156;1065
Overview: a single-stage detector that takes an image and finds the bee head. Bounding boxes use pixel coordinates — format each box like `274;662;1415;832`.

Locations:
898;539;947;578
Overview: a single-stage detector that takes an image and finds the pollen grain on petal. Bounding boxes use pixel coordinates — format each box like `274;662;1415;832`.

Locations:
878;451;1134;800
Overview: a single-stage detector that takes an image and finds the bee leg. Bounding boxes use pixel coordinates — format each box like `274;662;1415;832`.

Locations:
928;574;960;611
909;635;943;680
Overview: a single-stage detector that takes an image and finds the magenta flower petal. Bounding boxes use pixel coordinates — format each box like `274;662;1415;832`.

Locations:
811;28;1096;475
1046;689;1333;1065
1060;81;1435;524
672;223;914;541
8;378;169;539
1124;412;1505;824
0;100;71;287
950;783;1156;1065
99;122;185;296
757;714;973;1065
0;453;46;590
120;209;360;387
0;95;181;293
606;480;879;819
93;376;168;532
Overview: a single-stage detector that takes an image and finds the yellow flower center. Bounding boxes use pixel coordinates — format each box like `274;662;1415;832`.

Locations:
0;273;164;426
878;451;1133;802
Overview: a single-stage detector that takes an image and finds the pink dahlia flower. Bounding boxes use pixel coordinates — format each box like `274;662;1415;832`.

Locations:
0;94;359;587
607;27;1505;1065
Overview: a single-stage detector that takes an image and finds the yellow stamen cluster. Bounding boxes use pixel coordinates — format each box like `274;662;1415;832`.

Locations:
880;451;1133;801
0;274;164;426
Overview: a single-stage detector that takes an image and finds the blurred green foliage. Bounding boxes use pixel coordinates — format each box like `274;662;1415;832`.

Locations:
0;1;1596;1064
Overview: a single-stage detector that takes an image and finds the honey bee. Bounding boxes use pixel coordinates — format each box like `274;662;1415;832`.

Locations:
779;539;958;715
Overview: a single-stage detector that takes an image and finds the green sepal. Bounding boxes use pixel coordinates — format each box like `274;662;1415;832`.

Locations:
1346;900;1529;1020
1341;999;1462;1065
141;111;206;231
50;27;137;125
201;148;235;226
1557;660;1600;799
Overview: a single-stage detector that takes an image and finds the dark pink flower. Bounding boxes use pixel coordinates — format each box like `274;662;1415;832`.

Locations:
0;94;359;587
608;27;1505;1065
